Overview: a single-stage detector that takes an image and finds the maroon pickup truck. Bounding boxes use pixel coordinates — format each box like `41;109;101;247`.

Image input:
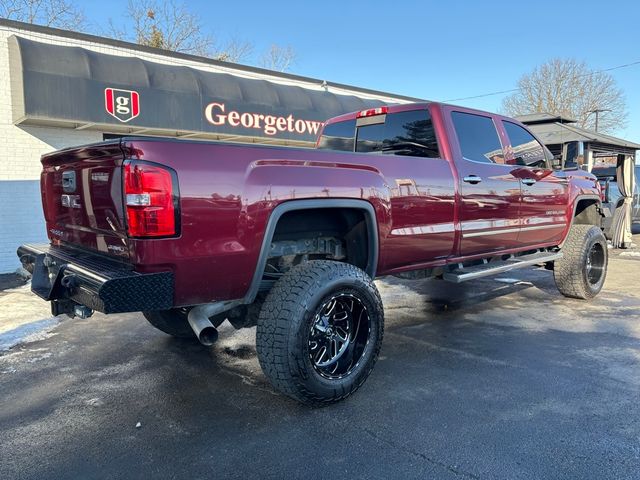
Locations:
18;102;607;405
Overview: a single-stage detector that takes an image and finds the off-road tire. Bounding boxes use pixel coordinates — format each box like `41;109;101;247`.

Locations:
256;260;384;406
554;224;608;299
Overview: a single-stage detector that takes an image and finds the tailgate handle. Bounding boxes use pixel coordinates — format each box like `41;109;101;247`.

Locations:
62;171;76;193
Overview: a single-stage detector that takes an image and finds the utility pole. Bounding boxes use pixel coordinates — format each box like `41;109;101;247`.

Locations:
588;109;611;132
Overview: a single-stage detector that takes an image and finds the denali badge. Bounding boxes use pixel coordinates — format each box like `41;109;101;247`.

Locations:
105;88;140;123
61;194;81;209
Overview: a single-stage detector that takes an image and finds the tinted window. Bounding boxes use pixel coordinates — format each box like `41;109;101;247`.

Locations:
317;119;356;151
503;121;547;167
355;110;439;158
451;112;504;164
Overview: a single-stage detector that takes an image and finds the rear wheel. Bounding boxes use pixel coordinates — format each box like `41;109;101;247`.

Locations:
256;260;384;406
554;224;608;299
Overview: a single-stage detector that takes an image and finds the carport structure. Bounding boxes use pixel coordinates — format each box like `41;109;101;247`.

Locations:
516;113;640;170
518;113;639;248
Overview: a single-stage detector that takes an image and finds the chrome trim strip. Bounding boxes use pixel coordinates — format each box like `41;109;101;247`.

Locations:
463;223;563;239
391;223;455;236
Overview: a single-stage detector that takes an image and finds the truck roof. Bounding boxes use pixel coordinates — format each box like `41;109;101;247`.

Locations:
323;101;529;128
325;102;432;125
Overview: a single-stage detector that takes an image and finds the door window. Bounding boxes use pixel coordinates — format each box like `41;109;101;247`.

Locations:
451;112;504;164
503;121;547;167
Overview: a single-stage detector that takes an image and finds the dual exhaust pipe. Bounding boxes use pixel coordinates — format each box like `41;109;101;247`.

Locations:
187;300;243;346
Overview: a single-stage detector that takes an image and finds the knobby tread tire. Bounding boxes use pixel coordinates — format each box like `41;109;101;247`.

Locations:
256;260;384;406
554;224;608;299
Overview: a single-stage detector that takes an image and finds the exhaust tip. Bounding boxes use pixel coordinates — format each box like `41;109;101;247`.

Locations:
198;326;219;346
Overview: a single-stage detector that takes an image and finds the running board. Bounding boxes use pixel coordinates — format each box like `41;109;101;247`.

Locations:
443;251;562;283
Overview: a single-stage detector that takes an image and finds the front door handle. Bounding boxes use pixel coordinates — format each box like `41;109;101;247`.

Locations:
463;175;482;184
522;178;537;186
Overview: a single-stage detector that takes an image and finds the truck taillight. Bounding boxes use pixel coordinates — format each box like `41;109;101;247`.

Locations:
124;162;178;238
356;106;388;118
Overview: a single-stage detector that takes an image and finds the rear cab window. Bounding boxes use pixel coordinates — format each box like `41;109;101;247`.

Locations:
317;119;356;151
317;108;440;158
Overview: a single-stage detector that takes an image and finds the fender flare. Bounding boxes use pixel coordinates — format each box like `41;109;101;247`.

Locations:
570;194;603;222
242;199;379;304
559;194;603;247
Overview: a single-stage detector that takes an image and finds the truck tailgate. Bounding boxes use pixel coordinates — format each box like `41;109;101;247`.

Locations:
40;141;130;260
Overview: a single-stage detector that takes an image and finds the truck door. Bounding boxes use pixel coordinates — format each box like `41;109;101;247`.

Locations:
318;107;456;271
500;120;569;247
449;111;521;257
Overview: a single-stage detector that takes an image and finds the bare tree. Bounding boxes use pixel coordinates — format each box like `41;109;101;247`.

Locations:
502;58;628;134
123;0;214;56
105;0;255;63
259;44;296;72
0;0;85;30
213;37;253;63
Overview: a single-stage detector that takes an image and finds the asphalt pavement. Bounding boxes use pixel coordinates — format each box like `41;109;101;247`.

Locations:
1;251;639;479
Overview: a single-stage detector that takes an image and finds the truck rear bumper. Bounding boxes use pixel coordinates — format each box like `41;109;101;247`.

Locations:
17;243;173;315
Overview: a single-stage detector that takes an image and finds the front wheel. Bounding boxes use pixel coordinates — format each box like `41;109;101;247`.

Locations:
256;260;384;406
554;224;608;299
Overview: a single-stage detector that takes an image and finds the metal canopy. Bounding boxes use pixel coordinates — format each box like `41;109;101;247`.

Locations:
516;112;577;125
8;35;392;143
518;116;640;151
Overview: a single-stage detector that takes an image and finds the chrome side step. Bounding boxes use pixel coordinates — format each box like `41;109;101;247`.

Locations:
443;251;562;283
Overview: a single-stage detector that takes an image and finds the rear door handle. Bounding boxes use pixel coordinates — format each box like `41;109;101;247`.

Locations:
522;178;537;186
463;175;482;184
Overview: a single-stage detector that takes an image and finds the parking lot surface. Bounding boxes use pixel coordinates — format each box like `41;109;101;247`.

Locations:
1;250;639;479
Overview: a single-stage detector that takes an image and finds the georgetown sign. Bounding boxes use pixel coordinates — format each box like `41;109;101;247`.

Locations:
9;35;387;142
204;102;323;137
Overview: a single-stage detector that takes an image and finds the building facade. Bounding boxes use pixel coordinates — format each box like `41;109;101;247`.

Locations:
0;19;421;273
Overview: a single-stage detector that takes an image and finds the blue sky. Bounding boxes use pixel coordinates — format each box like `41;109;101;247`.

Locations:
83;0;640;142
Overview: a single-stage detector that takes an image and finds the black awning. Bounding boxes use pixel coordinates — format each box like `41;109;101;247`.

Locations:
8;36;386;142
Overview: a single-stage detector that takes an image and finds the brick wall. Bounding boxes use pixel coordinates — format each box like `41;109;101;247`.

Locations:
0;28;103;272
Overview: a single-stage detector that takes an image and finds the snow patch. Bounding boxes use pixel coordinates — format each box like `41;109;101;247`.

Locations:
0;283;61;351
0;317;60;351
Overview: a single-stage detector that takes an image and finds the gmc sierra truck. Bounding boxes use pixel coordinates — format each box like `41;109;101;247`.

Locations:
18;102;607;406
